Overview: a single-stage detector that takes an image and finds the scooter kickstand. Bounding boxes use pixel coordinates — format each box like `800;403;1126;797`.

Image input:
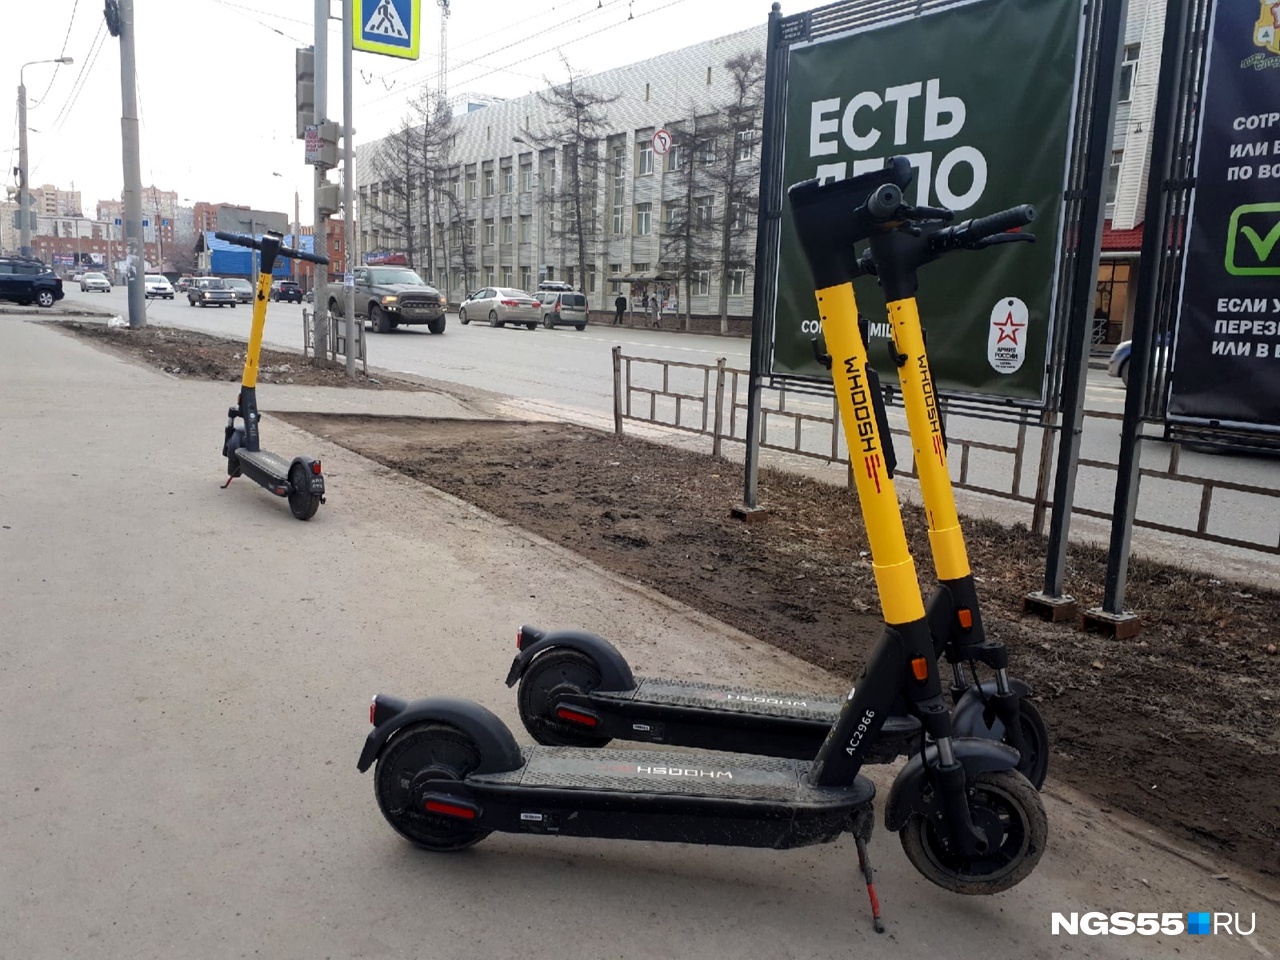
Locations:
855;835;885;934
220;476;235;489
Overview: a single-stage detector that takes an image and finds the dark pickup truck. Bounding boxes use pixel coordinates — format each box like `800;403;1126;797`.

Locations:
328;265;446;334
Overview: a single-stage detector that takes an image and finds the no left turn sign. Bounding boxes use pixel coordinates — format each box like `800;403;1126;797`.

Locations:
652;129;673;155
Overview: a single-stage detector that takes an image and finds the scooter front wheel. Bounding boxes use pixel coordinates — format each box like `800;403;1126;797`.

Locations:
374;722;491;851
517;649;612;747
288;463;321;521
899;769;1046;895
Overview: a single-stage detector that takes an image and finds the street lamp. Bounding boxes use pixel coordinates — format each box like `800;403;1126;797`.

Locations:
272;171;302;285
17;56;74;257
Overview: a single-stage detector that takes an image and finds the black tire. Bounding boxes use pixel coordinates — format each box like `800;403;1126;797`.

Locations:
427;315;446;334
287;462;321;521
371;304;391;333
188;298;194;307
525;322;537;330
373;723;491;851
574;323;585;331
516;649;612;747
458;308;469;325
488;310;502;328
542;314;554;329
35;289;56;309
1010;698;1050;791
899;769;1047;895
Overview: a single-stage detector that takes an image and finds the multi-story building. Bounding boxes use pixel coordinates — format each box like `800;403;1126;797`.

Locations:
0;199;18;254
31;184;82;218
355;26;766;322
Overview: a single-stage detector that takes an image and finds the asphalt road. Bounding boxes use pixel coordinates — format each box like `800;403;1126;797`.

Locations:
4;317;1277;960
64;286;1280;574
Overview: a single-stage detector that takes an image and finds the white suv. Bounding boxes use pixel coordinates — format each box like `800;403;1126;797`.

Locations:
144;275;174;299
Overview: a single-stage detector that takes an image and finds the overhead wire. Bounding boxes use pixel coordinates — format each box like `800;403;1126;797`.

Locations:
31;0;82;107
207;0;310;44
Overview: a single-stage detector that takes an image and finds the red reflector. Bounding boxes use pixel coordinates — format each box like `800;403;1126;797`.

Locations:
516;628;525;650
911;657;929;682
311;461;322;475
556;707;598;727
957;607;973;629
369;698;377;725
425;800;478;820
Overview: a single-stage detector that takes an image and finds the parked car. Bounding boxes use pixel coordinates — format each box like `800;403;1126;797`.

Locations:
328;265;446;334
535;290;588;330
144;274;175;299
175;276;195;292
270;279;303;303
224;277;255;304
1107;336;1169;387
71;272;84;283
80;272;112;293
536;280;574;293
187;276;237;308
0;255;64;308
458;287;542;329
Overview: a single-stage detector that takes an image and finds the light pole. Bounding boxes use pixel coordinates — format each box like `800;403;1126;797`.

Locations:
273;172;301;286
17;56;74;257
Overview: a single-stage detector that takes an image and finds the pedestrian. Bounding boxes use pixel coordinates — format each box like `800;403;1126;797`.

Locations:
650;295;661;327
614;293;627;325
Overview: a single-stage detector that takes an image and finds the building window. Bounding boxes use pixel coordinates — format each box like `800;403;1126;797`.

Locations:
501;217;514;244
667;139;684;171
519;215;532;243
1107;149;1123;204
465;171;477;200
632;262;650;275
521;163;533;193
610;262;621;275
693;264;711;296
734;129;755;162
634;203;652;236
485;270;495;287
520;266;532;290
464;220;475;244
1094;261;1131;346
502;267;513;287
636;140;654;177
695;196;714;230
587;267;596;293
662;201;677;233
483;167;496;197
484;219;496;244
612;145;627;235
1119;43;1141;103
502;166;514;194
699;137;717;165
729;269;746;296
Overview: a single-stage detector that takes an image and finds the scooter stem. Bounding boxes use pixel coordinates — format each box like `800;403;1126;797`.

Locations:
240;270;273;391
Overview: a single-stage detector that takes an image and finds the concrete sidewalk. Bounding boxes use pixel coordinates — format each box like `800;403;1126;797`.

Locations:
2;317;1276;960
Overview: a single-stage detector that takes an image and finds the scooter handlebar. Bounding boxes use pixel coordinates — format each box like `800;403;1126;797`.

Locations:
929;205;1036;253
214;230;331;266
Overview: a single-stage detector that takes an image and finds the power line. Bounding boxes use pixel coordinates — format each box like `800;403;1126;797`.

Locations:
207;0;310;44
31;0;83;107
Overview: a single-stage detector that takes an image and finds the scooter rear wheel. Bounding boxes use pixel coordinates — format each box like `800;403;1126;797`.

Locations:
374;722;491;851
899;769;1046;895
1010;699;1049;791
287;463;321;521
517;649;611;748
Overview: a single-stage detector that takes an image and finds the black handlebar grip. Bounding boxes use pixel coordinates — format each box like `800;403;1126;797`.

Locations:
965;204;1036;243
283;246;331;266
866;183;903;220
214;230;258;249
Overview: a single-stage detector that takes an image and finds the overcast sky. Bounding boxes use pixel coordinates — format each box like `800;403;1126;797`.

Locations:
3;0;826;223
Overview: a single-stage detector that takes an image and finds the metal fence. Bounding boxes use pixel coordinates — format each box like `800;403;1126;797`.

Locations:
612;348;1280;555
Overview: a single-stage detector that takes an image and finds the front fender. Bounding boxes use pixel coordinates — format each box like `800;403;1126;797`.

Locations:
951;678;1034;740
884;738;1021;832
504;627;636;691
356;695;523;775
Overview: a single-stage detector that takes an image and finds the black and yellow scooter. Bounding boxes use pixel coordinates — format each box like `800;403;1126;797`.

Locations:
357;163;1048;920
504;160;1047;789
217;231;331;520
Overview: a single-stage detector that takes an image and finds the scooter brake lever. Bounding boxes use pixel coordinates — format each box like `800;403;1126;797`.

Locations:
970;232;1036;249
901;204;956;222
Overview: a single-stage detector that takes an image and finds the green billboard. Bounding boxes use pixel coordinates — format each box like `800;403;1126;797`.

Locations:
772;0;1083;402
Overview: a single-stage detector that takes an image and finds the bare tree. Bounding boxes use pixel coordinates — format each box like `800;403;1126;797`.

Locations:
520;62;616;296
659;114;720;330
705;52;764;332
365;118;422;268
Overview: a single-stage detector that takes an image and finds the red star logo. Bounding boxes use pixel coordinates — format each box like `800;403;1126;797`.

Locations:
994;310;1025;345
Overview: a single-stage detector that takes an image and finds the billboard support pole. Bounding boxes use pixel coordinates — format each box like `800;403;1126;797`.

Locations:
736;1;784;520
1089;0;1192;632
1024;0;1127;620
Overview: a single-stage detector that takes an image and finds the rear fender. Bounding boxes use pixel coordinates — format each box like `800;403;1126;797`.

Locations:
504;627;636;691
884;738;1020;832
951;678;1034;740
356;695;523;774
289;456;325;496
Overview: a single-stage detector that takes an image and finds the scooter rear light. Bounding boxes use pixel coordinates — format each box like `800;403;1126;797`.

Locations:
555;707;599;728
311;460;322;475
425;799;478;820
956;607;973;630
369;697;377;725
516;627;524;650
910;657;930;682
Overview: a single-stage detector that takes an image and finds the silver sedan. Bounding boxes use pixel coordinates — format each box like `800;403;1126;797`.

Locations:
458;287;542;329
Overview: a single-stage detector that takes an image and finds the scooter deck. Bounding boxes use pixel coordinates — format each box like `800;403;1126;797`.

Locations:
565;676;921;760
235;448;291;483
433;746;877;848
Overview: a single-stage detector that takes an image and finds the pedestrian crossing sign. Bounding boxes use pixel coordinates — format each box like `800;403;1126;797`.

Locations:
353;0;420;59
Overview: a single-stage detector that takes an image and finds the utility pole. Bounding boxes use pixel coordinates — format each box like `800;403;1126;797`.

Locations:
17;56;73;257
104;0;146;327
293;189;301;285
343;0;356;377
313;0;330;360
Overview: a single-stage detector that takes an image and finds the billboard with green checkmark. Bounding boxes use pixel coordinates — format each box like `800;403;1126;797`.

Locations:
1169;0;1280;428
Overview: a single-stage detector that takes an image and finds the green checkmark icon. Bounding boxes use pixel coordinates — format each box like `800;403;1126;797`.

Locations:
1226;202;1280;276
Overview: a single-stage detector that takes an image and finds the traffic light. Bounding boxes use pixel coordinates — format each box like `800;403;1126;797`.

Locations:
296;46;315;140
